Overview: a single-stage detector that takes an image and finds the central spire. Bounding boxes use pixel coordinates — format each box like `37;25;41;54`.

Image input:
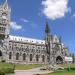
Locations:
5;0;8;4
45;20;50;33
4;0;8;4
2;0;9;9
6;0;7;2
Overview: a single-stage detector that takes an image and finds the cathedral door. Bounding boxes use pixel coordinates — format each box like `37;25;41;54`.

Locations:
56;56;63;64
0;50;2;56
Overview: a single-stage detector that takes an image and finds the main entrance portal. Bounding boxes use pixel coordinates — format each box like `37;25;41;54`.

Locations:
0;50;2;56
56;56;63;64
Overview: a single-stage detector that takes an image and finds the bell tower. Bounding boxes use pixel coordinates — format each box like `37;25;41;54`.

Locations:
0;0;11;60
45;21;51;62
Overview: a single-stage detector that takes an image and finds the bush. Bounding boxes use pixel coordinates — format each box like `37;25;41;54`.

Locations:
70;68;75;70
65;67;75;71
0;70;5;75
6;68;14;73
1;67;14;74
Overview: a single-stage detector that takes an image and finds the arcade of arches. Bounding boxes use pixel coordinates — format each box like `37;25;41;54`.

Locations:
9;52;45;62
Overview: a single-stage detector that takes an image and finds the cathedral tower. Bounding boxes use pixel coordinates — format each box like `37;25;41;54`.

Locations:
45;21;51;62
0;0;11;60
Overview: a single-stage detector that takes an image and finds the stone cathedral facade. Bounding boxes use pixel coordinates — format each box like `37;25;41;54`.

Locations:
0;0;70;64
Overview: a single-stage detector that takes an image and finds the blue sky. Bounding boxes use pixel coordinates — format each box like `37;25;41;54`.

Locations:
0;0;75;53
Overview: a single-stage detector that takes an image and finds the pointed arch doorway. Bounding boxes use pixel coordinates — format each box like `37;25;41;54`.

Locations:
0;50;2;56
56;56;63;64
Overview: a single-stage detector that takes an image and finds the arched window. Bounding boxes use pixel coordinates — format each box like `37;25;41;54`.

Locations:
23;53;26;60
30;54;33;61
9;52;12;59
42;55;45;62
36;55;39;62
16;53;19;60
54;44;60;51
0;50;2;56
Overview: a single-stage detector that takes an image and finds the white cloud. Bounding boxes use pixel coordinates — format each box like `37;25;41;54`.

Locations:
42;0;70;20
21;18;29;23
10;21;22;30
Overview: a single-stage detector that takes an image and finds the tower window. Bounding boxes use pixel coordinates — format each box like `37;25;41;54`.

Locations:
2;13;7;16
2;27;5;32
2;19;6;24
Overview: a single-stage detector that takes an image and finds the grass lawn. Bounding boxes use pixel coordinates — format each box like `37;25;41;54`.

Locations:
41;70;75;75
1;63;75;75
0;63;14;74
0;63;47;74
0;63;13;69
59;64;75;68
40;64;75;75
0;63;47;70
15;64;47;70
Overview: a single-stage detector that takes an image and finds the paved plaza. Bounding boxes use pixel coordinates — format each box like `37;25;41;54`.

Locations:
11;67;52;75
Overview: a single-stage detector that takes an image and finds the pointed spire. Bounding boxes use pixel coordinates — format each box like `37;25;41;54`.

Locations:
3;0;9;9
4;0;8;5
59;36;62;43
5;0;8;3
45;20;50;33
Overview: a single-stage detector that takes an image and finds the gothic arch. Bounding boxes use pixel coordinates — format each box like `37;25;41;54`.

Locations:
54;44;60;51
16;53;19;60
30;54;33;61
56;56;63;64
42;55;45;62
9;52;12;59
23;53;26;60
36;54;39;62
0;50;2;56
